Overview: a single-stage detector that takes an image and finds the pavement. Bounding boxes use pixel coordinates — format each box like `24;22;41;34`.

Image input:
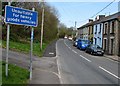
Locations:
104;55;120;62
29;40;60;84
2;39;60;84
43;40;57;57
29;57;60;84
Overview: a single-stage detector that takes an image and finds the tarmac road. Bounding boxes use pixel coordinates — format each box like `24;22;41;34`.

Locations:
56;39;119;85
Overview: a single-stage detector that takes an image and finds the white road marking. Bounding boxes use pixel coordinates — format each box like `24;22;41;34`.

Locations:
72;50;77;54
57;57;64;84
56;42;63;84
80;55;92;62
99;66;120;80
49;52;54;55
64;40;72;50
35;68;61;80
64;40;91;63
64;41;68;47
68;47;71;50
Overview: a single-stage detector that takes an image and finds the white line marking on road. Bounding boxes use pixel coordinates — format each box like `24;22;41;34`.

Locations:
36;68;61;80
99;66;120;80
64;40;91;62
72;50;77;54
57;58;64;84
68;47;71;50
80;55;92;62
56;42;63;84
64;40;72;50
49;52;54;55
64;41;68;47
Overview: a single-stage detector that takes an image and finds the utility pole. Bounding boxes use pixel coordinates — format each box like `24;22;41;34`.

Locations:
40;0;44;50
75;21;78;38
75;21;77;30
72;21;77;39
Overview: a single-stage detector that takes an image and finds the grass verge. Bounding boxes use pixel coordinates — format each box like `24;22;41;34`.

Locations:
2;40;48;57
2;61;29;85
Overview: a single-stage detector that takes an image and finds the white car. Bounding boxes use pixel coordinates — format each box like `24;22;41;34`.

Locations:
68;37;72;40
64;36;67;39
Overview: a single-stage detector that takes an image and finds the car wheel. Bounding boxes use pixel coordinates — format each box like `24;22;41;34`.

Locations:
79;47;81;50
101;54;104;56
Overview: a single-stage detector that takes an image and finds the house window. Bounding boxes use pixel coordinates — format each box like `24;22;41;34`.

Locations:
95;25;97;34
111;21;115;33
91;26;93;34
104;23;107;34
99;24;101;33
89;27;90;35
104;39;107;52
110;38;114;54
95;38;97;45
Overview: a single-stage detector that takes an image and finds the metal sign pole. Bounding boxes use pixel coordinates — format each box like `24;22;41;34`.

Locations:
30;7;35;80
6;1;11;77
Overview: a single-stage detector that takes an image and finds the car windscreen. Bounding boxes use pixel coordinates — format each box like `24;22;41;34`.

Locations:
92;45;101;49
81;40;89;44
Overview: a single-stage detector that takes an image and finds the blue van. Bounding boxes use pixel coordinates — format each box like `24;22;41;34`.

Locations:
77;40;91;50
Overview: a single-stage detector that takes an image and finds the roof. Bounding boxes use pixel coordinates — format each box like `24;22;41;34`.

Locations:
77;12;120;30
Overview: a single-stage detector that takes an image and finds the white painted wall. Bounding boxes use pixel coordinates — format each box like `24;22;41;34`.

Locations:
93;23;103;47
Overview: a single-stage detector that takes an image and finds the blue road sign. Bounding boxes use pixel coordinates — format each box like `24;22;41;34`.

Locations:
5;5;38;27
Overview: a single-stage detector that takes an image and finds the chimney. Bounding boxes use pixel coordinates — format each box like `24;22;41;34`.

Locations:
95;15;105;21
99;15;105;20
88;19;93;23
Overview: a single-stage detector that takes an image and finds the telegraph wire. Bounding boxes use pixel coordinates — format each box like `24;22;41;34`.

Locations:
77;0;116;25
91;0;116;18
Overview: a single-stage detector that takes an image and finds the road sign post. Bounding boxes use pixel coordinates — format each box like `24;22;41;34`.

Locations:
5;5;38;79
30;7;35;80
5;2;11;77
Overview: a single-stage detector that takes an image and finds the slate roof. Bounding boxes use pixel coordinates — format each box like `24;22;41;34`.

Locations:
77;12;120;30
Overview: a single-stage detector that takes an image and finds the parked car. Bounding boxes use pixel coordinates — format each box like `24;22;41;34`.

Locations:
73;38;80;47
68;37;73;41
64;36;67;39
77;40;90;50
85;44;104;56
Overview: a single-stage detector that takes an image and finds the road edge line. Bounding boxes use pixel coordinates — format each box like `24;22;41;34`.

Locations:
56;40;64;84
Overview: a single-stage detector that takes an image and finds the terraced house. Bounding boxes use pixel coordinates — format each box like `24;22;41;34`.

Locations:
88;19;94;43
102;12;120;56
77;19;94;42
77;12;120;56
93;15;105;48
